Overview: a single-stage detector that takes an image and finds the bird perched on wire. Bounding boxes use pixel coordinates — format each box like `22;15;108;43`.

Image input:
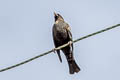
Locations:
52;12;80;74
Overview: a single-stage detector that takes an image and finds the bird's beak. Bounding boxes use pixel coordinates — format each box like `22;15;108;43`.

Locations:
54;12;57;17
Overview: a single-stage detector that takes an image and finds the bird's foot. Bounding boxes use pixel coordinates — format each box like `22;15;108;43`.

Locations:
68;41;73;46
53;48;57;53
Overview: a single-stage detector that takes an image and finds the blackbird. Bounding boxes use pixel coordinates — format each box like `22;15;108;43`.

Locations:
52;12;80;74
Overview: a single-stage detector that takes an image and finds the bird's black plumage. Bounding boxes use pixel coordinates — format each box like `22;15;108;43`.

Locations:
52;12;80;74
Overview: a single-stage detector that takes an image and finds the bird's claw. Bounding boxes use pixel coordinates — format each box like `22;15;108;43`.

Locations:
53;48;57;53
68;41;72;46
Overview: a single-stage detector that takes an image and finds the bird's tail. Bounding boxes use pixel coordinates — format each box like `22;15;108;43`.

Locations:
62;46;80;74
66;55;80;74
68;60;80;74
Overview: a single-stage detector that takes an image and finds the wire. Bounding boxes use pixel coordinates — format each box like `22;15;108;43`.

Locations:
0;24;120;72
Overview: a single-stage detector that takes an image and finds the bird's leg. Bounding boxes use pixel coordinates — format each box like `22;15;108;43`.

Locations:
68;41;74;60
53;48;57;53
68;41;72;47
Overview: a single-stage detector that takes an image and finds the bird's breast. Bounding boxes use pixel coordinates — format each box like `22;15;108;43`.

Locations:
53;24;68;41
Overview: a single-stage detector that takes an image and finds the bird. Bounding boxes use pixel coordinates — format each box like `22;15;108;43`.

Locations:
52;12;80;74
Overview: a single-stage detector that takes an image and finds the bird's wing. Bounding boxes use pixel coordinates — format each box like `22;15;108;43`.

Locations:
65;23;73;52
52;25;62;62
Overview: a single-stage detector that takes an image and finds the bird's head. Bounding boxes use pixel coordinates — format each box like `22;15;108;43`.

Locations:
54;12;64;22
